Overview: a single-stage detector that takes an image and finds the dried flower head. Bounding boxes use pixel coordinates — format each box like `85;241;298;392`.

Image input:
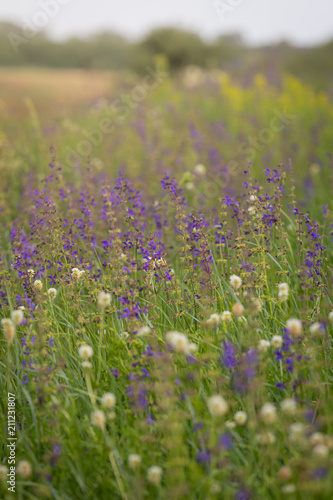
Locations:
230;274;242;290
286;319;302;337
232;302;244;317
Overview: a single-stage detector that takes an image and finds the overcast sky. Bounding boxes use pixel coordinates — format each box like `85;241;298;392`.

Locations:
1;0;333;46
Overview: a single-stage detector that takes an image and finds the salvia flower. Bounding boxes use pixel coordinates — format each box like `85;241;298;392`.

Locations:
230;274;242;290
34;280;43;292
207;394;229;417
1;319;15;342
47;288;57;300
11;309;24;325
98;291;111;308
147;465;162;485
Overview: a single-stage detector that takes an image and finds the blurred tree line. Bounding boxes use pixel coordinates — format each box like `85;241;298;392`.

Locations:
0;22;332;91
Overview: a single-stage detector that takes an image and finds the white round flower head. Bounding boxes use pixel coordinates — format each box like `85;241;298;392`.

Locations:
207;313;221;328
137;326;151;337
225;420;236;429
249;195;257;202
98;291;111;308
128;454;142;469
278;283;289;294
232;302;244;317
71;268;85;280
47;288;57;300
166;331;190;354
230;274;242;290
260;403;277;424
255;431;276;445
11;309;24;325
185;181;195;191
101;392;116;409
34;280;43;292
281;484;296;495
271;335;283;349
309;322;324;337
19;305;25;311
1;318;15;342
207;395;229;417
234;411;247;426
188;342;198;354
91;410;106;430
120;331;129;340
194;164;206;176
312;444;329;459
78;344;93;360
278;288;289;302
27;269;35;277
329;311;333;324
310;432;325;446
0;464;8;480
286;319;302;337
82;361;92;369
248;206;256;216
147;466;162;485
221;311;232;323
17;460;32;479
281;398;297;416
258;339;271;352
288;423;305;442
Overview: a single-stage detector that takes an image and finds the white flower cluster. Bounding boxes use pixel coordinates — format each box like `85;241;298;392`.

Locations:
278;282;289;302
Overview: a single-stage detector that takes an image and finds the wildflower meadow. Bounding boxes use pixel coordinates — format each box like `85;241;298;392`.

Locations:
0;69;333;499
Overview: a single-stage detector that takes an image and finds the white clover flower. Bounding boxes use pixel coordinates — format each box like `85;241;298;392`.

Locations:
286;319;302;337
207;395;229;417
147;465;162;485
312;444;329;459
258;339;271;352
288;422;305;442
225;420;236;429
47;288;57;300
278;288;289;302
271;335;283;349
207;313;221;328
128;454;142;469
232;302;244;317
166;331;190;354
260;403;277;424
91;410;106;430
278;283;289;294
309;432;325;446
234;411;247;426
194;164;206;176
78;344;93;360
82;361;92;369
27;269;35;277
281;484;296;494
34;280;43;292
17;460;32;479
281;398;297;416
98;292;111;308
137;326;151;337
188;342;198;354
71;268;85;280
221;311;232;323
101;393;116;409
0;464;8;480
329;311;333;324
230;274;242;290
11;309;24;325
255;431;276;445
1;318;15;342
309;322;324;337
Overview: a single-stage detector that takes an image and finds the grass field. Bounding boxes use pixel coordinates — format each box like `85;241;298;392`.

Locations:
0;67;333;500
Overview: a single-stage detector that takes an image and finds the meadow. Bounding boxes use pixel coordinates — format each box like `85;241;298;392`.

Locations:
0;66;333;500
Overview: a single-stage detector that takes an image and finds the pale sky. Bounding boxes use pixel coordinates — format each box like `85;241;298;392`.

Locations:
1;0;333;46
